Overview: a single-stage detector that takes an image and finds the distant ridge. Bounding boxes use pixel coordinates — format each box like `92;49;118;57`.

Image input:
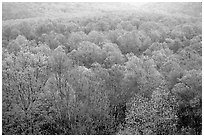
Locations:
140;2;202;17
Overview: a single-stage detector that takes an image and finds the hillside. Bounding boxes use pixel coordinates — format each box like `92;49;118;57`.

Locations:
2;2;138;20
2;2;202;135
2;2;202;21
141;2;202;17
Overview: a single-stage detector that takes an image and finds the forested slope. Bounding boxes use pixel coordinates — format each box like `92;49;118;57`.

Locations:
2;2;202;135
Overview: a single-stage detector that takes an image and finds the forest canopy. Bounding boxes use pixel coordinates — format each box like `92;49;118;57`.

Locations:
2;2;202;135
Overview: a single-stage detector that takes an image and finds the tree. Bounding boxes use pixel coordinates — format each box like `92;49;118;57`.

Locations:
166;38;184;53
171;69;202;134
32;43;51;56
85;22;96;34
68;41;104;68
180;24;196;40
41;31;67;50
2;49;50;134
124;55;164;99
35;19;54;39
137;30;152;52
125;86;178;135
178;47;202;70
7;35;30;55
170;27;185;41
17;21;36;40
188;35;202;56
48;45;74;96
65;22;80;33
119;21;134;31
117;31;142;55
106;64;127;128
87;31;106;46
36;45;77;134
144;42;172;56
160;59;184;89
67;31;88;52
95;20;110;31
57;64;112;134
106;29;125;44
102;43;125;68
130;18;141;29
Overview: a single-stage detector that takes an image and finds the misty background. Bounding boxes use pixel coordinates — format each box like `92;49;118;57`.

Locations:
2;2;202;21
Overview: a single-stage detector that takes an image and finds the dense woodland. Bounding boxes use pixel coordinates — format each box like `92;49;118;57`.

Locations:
2;2;202;135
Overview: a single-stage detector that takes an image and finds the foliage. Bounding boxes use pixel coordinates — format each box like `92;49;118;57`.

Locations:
2;2;202;135
125;87;178;135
